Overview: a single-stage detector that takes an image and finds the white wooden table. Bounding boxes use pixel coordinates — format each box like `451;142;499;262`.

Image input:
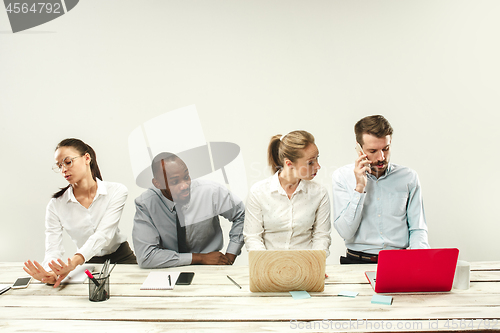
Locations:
1;262;499;332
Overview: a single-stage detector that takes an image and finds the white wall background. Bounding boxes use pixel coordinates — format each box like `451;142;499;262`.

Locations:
1;0;499;265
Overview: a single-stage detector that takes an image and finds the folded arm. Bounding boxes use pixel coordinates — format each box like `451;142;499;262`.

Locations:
332;170;366;241
243;190;267;251
311;189;332;256
407;176;430;249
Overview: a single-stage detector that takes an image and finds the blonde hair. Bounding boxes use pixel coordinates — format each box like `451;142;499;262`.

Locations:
267;130;315;173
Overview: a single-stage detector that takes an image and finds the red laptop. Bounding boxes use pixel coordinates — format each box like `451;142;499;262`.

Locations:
365;248;459;293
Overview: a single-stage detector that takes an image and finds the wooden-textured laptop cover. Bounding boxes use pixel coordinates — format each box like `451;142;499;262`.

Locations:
249;250;326;292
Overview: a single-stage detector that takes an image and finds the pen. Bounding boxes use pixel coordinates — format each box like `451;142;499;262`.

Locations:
85;270;100;287
108;263;117;276
101;259;110;279
168;275;171;286
227;275;241;289
0;287;11;296
98;262;105;279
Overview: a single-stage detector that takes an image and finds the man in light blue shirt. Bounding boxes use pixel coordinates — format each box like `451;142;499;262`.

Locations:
133;152;245;268
332;115;430;264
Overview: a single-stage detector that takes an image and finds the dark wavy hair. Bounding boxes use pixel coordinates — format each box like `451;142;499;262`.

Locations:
52;138;102;199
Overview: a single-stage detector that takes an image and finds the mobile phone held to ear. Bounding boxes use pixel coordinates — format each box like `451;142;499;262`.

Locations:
355;142;364;155
176;272;195;285
12;276;32;289
355;142;371;168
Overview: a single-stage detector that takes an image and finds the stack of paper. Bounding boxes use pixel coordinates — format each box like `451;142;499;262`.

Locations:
141;272;180;290
61;264;95;284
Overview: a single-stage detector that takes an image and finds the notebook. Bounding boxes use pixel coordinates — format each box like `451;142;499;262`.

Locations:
365;248;459;293
249;250;326;292
61;264;95;284
140;271;181;290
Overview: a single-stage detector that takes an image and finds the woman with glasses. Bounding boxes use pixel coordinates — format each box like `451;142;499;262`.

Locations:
24;138;136;287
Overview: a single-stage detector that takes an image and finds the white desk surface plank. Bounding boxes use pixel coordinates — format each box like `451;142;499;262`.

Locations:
1;297;499;321
3;319;498;333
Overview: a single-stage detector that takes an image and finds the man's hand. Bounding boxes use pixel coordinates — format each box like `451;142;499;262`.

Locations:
354;151;371;193
192;252;231;265
23;260;57;286
224;253;237;265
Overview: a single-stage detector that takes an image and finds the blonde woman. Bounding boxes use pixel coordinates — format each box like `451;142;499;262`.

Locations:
243;130;331;255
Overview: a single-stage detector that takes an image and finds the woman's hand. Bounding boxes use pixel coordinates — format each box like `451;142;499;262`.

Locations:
48;258;76;287
23;260;57;285
48;254;85;287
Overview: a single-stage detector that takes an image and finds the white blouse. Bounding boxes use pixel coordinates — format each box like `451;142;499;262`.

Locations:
42;179;128;269
243;172;331;256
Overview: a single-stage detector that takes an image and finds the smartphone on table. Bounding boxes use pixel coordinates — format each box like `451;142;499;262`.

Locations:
12;276;32;289
176;272;195;285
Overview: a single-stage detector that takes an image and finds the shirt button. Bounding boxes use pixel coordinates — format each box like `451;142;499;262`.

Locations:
377;198;380;200
378;214;381;217
380;232;383;235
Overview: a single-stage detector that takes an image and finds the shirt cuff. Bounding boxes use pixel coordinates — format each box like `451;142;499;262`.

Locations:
352;190;365;205
226;241;243;256
77;247;92;263
178;253;193;266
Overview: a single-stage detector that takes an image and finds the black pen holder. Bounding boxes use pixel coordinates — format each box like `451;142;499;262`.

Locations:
88;276;110;302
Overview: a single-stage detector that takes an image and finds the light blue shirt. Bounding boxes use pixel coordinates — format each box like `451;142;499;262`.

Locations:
133;179;245;268
332;163;430;254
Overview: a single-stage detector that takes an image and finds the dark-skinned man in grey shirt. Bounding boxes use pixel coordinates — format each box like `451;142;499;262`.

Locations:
132;152;245;268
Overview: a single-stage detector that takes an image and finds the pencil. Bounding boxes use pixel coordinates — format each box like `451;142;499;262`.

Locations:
227;275;241;289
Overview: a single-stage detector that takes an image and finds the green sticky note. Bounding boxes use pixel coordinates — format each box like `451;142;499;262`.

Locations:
371;295;393;305
289;291;311;300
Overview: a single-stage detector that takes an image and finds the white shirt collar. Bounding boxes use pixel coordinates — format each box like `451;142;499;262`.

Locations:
65;178;107;203
270;171;307;196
